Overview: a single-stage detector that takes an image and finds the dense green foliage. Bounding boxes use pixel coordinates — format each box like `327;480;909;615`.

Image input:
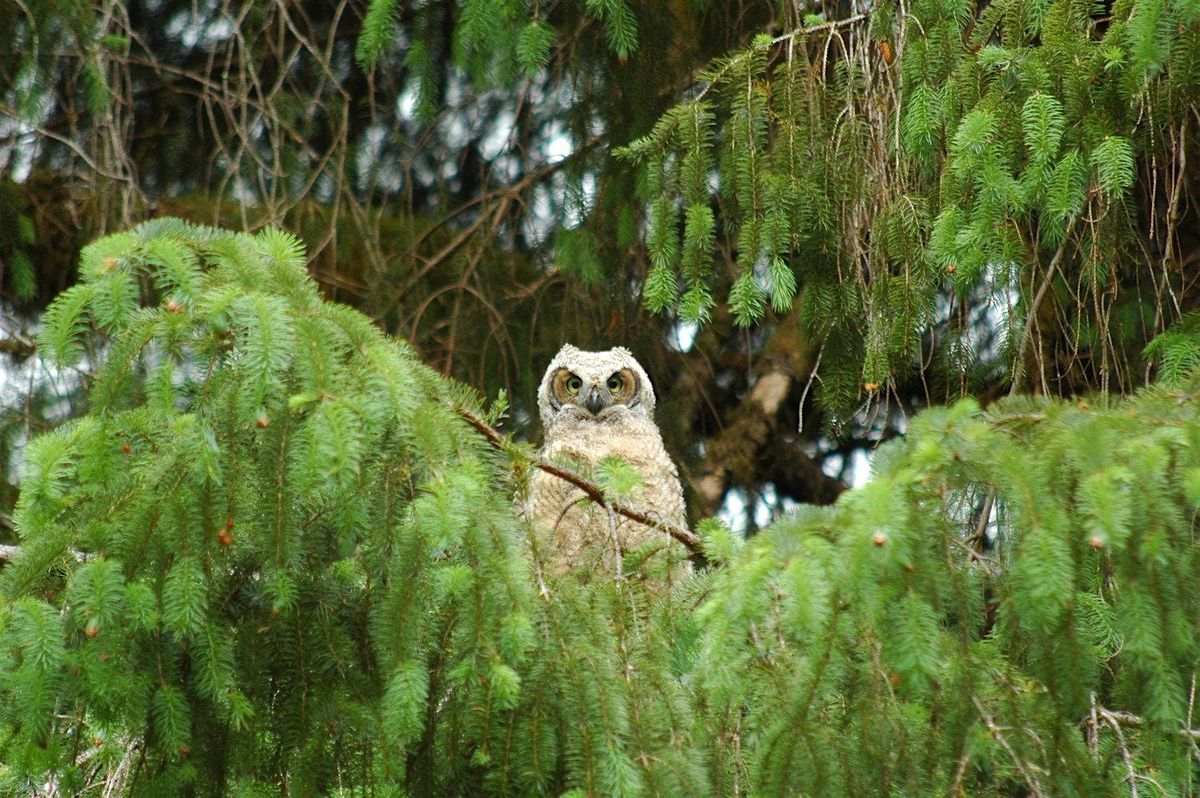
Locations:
700;389;1200;794
2;221;532;792
1;222;1198;794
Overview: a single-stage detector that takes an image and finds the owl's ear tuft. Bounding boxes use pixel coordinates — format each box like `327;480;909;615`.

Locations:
556;343;581;359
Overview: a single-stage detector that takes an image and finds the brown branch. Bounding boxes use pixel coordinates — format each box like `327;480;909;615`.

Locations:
372;141;602;328
457;409;704;554
1010;236;1069;396
1;409;706;568
1093;705;1200;740
0;330;38;358
408;138;601;258
686;313;845;519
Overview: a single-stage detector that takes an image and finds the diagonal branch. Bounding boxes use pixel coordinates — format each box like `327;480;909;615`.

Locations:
972;696;1046;798
457;409;704;554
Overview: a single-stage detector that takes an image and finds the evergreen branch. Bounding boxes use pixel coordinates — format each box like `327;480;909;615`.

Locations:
688;15;867;102
456;408;703;554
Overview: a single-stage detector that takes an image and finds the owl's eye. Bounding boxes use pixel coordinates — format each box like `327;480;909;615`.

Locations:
607;375;624;394
565;375;583;394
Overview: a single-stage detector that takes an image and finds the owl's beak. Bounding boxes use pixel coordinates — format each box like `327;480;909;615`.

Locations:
584;385;606;415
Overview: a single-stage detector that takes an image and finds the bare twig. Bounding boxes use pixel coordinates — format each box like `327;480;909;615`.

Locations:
965;490;996;551
0;330;38;357
796;345;823;435
1097;706;1140;798
690;14;869;103
606;503;623;582
972;696;1046;798
1088;691;1101;758
1091;705;1200;741
457;408;704;554
0;106;134;183
1188;674;1200;766
1010;237;1068;396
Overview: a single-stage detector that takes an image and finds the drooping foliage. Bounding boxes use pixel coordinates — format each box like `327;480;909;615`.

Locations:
618;0;1199;422
1;222;1198;794
2;0;797;529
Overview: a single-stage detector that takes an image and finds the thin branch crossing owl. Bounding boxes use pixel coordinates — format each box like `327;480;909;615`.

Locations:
527;345;688;578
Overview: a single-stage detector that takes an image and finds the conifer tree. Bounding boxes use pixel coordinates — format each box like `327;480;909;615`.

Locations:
3;0;1200;794
616;0;1198;421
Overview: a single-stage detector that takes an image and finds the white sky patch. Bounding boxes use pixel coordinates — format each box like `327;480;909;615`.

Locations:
357;124;403;194
717;488;749;536
931;261;1021;367
978;261;1020;361
847;449;872;488
397;87;419;120
6;129;36;183
529;185;556;244
231;175;257;205
2;66;51;183
667;320;698;352
561;172;595;228
168;0;232;48
0;311;88;483
754;483;779;528
545;129;572;163
479;109;516;161
718;480;811;536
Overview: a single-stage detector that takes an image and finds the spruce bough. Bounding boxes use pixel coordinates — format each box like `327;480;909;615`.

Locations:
1;220;1198;794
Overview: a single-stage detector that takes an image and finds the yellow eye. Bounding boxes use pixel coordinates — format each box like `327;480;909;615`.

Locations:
607;375;623;394
566;375;583;394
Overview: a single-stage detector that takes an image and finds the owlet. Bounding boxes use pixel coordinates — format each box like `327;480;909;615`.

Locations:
526;344;689;579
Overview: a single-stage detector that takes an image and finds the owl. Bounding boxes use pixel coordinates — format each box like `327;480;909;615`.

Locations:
527;344;689;579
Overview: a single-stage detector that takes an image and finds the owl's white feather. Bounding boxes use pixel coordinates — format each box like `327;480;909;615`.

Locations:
527;345;689;579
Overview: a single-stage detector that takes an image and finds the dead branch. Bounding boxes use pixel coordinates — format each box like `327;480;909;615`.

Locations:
684;313;845;519
972;696;1046;798
457;408;705;554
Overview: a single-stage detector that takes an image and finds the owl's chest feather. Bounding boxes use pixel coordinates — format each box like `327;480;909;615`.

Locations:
540;417;670;484
534;417;683;526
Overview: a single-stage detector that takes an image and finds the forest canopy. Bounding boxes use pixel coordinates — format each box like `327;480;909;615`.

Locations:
0;0;1198;794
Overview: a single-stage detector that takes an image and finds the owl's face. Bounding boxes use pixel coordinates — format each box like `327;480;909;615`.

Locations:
537;345;656;426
